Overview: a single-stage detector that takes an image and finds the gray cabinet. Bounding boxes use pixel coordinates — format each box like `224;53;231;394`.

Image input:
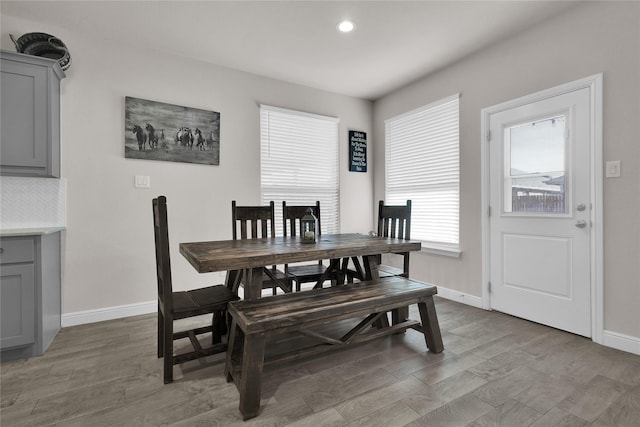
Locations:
0;50;65;177
0;232;61;361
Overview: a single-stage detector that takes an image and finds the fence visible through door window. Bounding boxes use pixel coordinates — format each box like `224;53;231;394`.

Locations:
504;115;567;214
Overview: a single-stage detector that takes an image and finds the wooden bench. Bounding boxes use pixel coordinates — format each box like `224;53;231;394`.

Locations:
224;276;444;420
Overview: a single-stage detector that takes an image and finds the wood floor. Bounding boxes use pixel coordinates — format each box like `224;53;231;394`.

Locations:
2;296;640;426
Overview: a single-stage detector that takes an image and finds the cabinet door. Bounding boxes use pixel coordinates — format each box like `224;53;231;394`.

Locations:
0;53;61;177
0;264;36;349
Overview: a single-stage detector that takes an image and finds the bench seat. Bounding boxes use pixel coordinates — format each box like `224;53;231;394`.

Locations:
224;276;444;420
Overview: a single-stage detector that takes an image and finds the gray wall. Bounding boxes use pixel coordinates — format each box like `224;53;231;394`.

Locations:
2;2;638;351
1;14;374;318
373;2;640;343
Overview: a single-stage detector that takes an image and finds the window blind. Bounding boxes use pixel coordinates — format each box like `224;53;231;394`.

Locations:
385;94;460;245
260;105;340;235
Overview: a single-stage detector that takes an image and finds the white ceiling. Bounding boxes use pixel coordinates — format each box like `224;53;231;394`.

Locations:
1;1;580;100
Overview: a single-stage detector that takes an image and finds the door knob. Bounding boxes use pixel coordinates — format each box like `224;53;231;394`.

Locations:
576;203;586;212
575;220;587;228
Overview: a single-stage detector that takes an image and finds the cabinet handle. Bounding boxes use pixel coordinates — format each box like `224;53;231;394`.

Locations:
0;248;4;254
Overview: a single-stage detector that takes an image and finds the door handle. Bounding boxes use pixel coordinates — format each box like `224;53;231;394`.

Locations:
575;220;587;228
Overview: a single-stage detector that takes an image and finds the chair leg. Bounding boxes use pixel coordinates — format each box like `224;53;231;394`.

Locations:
212;311;223;344
157;308;164;358
163;315;174;384
219;310;229;336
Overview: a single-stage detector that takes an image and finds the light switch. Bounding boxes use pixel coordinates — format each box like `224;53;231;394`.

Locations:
605;161;621;178
135;175;151;188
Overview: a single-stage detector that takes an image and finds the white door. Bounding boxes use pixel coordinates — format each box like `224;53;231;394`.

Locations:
488;86;592;337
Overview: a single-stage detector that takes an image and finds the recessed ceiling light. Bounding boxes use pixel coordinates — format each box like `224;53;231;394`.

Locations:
337;20;356;33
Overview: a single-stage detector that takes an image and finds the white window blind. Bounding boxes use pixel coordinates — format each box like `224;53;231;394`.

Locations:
385;94;460;246
260;105;340;235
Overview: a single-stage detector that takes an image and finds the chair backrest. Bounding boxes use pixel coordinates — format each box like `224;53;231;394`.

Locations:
377;200;411;239
232;201;276;239
282;201;322;237
377;200;412;277
152;196;173;312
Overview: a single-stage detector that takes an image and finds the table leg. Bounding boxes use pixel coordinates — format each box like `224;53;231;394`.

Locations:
344;256;365;283
364;255;409;324
225;270;242;294
393;307;409;324
244;267;264;300
362;254;379;280
363;255;389;328
313;258;341;289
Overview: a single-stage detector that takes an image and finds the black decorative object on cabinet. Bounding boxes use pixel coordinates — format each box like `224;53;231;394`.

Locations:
10;32;71;71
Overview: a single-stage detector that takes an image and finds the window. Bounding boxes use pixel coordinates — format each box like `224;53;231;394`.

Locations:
385;94;460;254
504;115;567;214
260;105;340;235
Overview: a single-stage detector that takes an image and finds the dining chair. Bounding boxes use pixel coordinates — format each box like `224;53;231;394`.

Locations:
282;201;338;291
152;196;239;384
376;199;412;278
346;200;412;282
231;200;292;295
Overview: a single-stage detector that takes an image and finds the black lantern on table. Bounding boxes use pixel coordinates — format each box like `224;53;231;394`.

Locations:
301;208;318;244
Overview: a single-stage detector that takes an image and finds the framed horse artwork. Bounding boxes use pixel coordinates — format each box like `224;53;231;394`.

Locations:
124;96;220;165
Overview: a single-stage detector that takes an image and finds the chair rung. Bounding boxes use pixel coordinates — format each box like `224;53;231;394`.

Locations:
188;330;203;353
173;325;212;340
378;264;405;277
173;343;228;365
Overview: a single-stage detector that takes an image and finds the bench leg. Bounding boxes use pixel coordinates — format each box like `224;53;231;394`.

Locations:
417;297;444;353
238;333;266;420
225;319;242;383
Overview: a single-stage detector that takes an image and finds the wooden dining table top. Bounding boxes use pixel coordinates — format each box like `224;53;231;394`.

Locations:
179;233;421;274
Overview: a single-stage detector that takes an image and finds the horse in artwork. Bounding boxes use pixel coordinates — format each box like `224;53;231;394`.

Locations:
175;127;193;149
206;131;216;150
132;125;147;151
145;123;159;149
194;128;206;151
158;129;168;148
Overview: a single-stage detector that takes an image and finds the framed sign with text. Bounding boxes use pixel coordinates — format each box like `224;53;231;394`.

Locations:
349;130;367;172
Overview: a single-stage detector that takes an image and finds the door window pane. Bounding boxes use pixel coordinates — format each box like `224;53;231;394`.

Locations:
504;115;567;214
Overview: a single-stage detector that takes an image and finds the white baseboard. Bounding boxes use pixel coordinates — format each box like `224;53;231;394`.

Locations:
435;286;640;357
434;286;484;309
61;295;640;358
62;287;483;327
602;330;640;356
62;300;156;327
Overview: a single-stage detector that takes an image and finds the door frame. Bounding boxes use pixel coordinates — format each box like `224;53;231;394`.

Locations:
480;74;603;343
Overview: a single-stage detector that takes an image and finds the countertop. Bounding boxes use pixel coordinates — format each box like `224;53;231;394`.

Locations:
0;227;66;237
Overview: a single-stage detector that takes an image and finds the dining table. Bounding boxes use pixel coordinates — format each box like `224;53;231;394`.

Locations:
179;233;421;300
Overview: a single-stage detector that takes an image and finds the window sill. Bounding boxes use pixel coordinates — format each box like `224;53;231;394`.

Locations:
420;242;462;258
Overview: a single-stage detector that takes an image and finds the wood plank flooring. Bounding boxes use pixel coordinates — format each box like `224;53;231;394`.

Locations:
2;297;640;426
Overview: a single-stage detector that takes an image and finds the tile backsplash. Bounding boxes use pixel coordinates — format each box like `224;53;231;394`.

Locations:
0;177;67;228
